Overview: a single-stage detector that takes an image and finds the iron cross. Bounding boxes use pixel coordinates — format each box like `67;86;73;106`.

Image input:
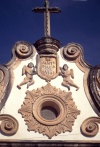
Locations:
32;0;61;37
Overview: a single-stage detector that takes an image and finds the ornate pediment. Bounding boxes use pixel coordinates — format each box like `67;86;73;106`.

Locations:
19;83;80;138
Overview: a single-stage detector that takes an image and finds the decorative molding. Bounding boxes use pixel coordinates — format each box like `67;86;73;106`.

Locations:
0;65;9;110
60;43;100;117
18;83;80;139
0;141;100;146
15;41;33;58
0;41;36;110
0;70;4;83
63;43;81;61
0;142;100;146
34;37;60;54
5;41;36;69
81;117;100;137
88;66;100;115
61;43;91;72
0;114;19;136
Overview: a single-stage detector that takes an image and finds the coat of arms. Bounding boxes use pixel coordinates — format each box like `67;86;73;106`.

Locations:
36;54;59;81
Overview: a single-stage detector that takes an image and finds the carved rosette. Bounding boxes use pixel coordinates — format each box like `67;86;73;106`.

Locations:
0;114;19;136
14;41;33;58
18;83;80;138
81;117;100;137
62;43;82;61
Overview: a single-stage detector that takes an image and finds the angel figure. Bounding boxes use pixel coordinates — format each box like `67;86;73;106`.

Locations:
60;64;79;91
17;62;36;89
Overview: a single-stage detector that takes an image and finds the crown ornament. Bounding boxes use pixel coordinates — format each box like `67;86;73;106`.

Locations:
33;0;61;54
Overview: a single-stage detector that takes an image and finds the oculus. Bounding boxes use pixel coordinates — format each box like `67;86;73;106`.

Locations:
18;83;80;138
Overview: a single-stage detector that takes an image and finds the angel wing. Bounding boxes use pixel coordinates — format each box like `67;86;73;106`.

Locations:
22;65;26;75
70;69;74;79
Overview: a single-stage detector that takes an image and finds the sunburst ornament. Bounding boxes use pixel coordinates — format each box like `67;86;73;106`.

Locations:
18;83;80;139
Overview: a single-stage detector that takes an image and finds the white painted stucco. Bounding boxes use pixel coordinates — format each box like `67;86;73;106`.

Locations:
0;49;100;141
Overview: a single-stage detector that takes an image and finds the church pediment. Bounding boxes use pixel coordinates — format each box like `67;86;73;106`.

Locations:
0;0;100;145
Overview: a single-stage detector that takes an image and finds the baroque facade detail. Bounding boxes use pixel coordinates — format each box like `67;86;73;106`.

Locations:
81;117;100;137
14;41;34;59
60;64;79;91
37;54;59;82
18;83;80;139
34;37;60;55
0;114;19;136
17;62;36;89
0;65;9;106
62;43;81;61
89;66;100;115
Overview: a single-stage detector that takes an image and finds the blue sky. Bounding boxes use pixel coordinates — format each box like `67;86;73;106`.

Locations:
0;0;100;66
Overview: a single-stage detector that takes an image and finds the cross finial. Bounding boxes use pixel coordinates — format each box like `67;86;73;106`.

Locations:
32;0;61;37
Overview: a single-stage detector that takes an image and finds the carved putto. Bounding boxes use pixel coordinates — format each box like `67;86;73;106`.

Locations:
17;62;36;89
60;64;79;91
18;83;80;139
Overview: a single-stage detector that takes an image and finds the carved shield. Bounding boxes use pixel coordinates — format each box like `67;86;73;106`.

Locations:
37;54;59;81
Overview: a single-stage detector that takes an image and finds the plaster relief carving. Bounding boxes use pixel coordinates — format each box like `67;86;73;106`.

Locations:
37;54;59;82
81;117;100;137
34;37;60;55
17;62;36;89
0;70;4;83
18;83;80;139
63;43;81;61
15;41;33;58
60;64;79;91
89;66;100;115
0;114;19;136
0;65;9;106
0;70;5;102
96;69;100;95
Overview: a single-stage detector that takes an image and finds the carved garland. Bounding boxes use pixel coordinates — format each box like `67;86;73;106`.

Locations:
0;114;19;136
19;83;80;139
81;117;100;137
